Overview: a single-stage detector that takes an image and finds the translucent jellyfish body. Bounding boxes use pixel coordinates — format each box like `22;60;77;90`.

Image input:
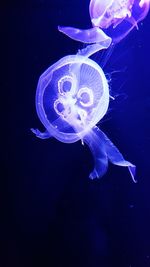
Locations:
31;54;136;181
58;0;150;44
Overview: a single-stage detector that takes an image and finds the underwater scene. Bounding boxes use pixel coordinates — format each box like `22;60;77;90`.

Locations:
2;0;150;266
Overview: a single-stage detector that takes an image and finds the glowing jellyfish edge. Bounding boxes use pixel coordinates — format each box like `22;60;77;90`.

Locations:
31;53;136;182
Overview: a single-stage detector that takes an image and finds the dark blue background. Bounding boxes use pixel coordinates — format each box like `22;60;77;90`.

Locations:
2;1;150;266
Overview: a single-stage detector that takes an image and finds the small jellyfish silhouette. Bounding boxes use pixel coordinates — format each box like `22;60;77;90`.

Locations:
31;50;136;181
58;0;150;44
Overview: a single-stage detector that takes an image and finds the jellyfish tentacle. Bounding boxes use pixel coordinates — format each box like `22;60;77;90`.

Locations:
83;128;109;180
126;16;138;29
31;128;51;139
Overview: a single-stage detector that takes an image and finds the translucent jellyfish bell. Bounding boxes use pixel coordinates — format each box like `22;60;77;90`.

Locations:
32;54;109;143
31;52;136;181
58;0;150;44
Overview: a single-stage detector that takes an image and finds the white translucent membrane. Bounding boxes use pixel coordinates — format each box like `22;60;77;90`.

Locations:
31;49;136;182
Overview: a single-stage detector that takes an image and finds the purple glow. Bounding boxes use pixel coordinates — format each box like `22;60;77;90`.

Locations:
58;0;150;44
31;53;136;182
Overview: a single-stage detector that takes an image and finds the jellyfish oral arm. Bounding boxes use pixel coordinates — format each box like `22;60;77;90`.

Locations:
103;129;136;182
77;41;112;58
84;126;136;182
31;128;51;139
58;26;112;47
84;127;108;179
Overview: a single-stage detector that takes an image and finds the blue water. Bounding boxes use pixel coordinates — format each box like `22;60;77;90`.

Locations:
2;1;150;267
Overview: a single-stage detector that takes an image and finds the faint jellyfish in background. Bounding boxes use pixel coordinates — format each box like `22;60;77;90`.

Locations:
58;0;150;44
31;46;136;182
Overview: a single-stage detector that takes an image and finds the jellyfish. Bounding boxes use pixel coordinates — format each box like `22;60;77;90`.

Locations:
31;47;136;182
58;0;150;44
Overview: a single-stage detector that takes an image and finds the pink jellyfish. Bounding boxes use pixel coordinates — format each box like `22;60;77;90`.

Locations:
58;0;150;44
